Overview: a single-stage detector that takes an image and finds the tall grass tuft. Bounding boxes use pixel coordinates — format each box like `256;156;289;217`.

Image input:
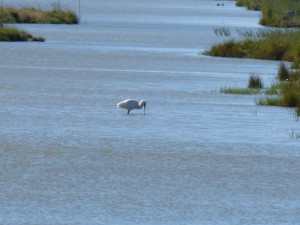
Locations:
277;62;290;81
281;81;300;108
248;74;263;89
220;74;264;95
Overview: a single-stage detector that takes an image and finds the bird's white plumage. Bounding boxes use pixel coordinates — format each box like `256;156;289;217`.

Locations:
117;99;146;114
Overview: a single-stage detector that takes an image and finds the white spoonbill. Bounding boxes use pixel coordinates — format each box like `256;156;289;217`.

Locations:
117;99;146;114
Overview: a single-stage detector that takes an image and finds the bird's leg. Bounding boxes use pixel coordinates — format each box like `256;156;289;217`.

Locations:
127;110;130;114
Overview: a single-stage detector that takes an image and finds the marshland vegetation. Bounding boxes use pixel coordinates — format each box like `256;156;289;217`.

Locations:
207;0;300;116
236;0;300;27
205;29;300;68
0;4;78;41
236;0;262;11
260;0;300;27
259;63;300;116
0;6;78;24
221;74;264;95
0;25;44;41
220;64;300;116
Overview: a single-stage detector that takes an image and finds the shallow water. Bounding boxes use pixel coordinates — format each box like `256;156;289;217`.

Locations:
1;0;300;225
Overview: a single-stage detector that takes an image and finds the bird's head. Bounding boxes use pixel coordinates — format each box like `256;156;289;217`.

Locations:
140;100;146;114
140;100;146;107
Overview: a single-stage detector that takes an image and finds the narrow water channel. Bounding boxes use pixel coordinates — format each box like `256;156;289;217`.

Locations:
1;1;299;224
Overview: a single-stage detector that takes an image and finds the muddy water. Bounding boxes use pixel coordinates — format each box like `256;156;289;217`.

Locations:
1;0;299;224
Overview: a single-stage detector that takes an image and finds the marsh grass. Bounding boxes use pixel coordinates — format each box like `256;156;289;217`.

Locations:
220;69;300;115
258;72;300;114
45;9;78;24
261;0;300;27
258;84;300;108
0;7;78;24
221;87;262;95
248;74;263;88
289;129;300;139
236;0;262;10
264;82;281;95
221;74;263;95
277;62;290;81
281;81;300;108
0;26;44;41
213;1;300;116
0;5;78;41
257;97;283;107
236;0;300;27
205;29;300;68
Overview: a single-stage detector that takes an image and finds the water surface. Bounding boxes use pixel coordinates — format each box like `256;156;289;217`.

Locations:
1;1;300;225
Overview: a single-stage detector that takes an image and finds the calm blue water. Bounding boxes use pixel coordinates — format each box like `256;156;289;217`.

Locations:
1;0;300;225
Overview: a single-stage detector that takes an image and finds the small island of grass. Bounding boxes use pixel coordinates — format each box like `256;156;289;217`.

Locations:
0;5;79;42
219;61;300;116
0;25;44;41
221;74;264;95
0;6;78;24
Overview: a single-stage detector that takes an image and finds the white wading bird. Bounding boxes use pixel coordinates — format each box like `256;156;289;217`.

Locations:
117;99;146;114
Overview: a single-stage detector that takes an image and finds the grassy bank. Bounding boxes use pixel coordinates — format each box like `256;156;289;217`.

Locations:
0;25;44;41
236;0;300;27
205;29;300;68
0;7;78;24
